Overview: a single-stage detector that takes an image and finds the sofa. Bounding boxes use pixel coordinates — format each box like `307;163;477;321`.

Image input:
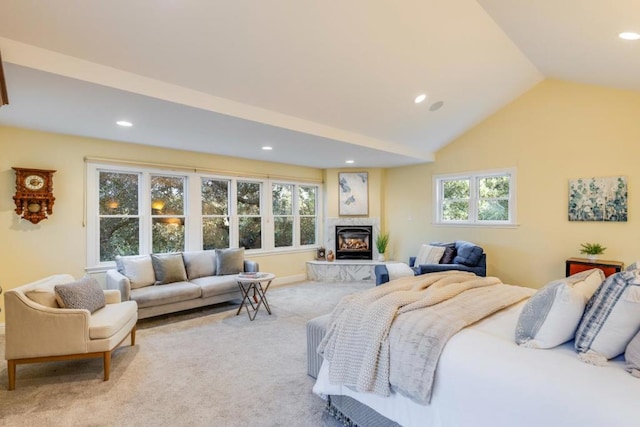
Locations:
375;240;486;285
106;248;259;319
4;274;138;390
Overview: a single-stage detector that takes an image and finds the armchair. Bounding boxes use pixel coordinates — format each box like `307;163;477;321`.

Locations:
4;274;138;390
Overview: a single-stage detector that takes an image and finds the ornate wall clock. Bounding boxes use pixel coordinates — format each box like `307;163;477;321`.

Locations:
12;167;56;224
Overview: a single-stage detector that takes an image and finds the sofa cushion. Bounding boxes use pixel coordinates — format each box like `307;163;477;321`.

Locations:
216;248;245;275
414;244;446;266
191;275;240;298
182;250;217;280
115;254;156;289
515;269;605;349
25;275;76;308
453;241;484;266
55;276;106;313
575;270;640;364
89;300;138;340
151;253;188;285
130;281;201;308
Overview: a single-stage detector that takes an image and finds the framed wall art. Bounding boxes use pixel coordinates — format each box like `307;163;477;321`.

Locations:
339;172;368;216
568;176;627;222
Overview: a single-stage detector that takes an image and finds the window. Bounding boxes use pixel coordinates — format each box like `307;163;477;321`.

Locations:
86;161;322;267
434;168;516;225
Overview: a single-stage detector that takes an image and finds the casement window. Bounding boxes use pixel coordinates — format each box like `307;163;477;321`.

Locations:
434;168;516;226
86;162;321;268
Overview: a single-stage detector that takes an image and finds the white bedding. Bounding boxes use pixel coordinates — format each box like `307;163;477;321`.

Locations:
313;300;640;427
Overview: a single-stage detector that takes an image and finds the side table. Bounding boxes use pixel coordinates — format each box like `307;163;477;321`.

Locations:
236;273;275;321
565;257;624;278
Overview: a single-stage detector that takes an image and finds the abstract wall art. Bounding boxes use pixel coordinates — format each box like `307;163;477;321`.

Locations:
568;176;627;222
339;172;368;216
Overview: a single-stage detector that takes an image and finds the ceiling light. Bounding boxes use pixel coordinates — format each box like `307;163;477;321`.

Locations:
414;93;427;104
116;120;133;127
345;160;355;164
619;32;640;40
262;146;273;150
429;101;444;112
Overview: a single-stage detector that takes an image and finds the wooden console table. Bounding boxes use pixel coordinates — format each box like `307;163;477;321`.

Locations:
565;257;624;278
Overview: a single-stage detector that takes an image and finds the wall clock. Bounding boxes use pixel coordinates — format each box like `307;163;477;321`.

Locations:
12;167;56;224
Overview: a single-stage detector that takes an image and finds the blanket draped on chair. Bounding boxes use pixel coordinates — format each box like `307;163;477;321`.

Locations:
317;271;533;404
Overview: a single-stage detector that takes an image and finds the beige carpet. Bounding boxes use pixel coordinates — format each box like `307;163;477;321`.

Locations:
0;280;372;426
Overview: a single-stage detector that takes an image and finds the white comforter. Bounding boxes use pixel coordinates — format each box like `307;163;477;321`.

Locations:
313;299;640;427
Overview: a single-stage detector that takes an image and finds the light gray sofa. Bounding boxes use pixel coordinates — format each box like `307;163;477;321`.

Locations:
106;248;259;319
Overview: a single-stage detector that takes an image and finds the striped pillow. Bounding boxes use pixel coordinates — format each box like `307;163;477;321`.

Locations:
414;244;446;267
575;271;640;365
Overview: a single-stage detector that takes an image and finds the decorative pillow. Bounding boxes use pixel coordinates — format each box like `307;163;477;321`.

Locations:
626;330;640;378
182;250;216;279
626;261;640;271
26;287;61;308
575;270;640;365
429;242;456;264
515;269;605;349
115;254;156;289
151;253;188;285
453;241;483;266
54;276;106;313
414;244;446;267
216;248;245;275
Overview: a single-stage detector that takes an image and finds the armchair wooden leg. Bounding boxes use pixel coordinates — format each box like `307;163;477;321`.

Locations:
7;360;16;391
131;325;136;346
103;351;111;381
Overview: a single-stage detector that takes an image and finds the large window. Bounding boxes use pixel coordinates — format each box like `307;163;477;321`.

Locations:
434;168;516;225
86;162;321;267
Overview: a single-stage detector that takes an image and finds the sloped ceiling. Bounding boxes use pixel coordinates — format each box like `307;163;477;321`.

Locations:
0;1;637;168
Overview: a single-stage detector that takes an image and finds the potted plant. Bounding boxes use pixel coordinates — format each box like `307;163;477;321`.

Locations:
376;232;390;261
580;242;606;261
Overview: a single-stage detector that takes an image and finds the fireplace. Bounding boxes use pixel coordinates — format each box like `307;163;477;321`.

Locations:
335;225;373;260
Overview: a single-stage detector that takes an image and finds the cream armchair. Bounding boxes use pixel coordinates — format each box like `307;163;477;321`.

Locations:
4;274;138;390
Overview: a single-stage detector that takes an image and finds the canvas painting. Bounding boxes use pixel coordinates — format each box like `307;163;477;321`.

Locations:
568;176;627;222
339;172;368;216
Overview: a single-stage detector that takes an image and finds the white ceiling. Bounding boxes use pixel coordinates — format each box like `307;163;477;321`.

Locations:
0;1;638;168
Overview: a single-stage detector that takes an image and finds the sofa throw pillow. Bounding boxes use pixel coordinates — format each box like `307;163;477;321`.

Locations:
453;241;483;266
55;275;106;313
439;246;456;264
575;270;640;365
515;269;605;349
216;248;245;275
414;244;446;267
115;254;156;289
151;253;188;285
626;330;640;378
182;250;216;280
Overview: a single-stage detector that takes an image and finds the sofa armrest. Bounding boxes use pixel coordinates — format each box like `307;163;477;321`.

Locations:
106;270;131;301
244;260;259;273
374;265;390;285
5;291;91;359
104;289;122;304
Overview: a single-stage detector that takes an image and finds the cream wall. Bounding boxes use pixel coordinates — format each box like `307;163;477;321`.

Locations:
385;79;640;287
0;126;323;322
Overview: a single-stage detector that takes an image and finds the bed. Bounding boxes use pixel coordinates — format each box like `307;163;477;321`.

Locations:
310;271;640;427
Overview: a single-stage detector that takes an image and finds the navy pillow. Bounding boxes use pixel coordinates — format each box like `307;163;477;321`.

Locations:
429;242;457;264
453;241;483;266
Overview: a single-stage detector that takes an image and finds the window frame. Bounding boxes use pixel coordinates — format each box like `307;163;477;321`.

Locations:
433;168;517;227
86;161;322;269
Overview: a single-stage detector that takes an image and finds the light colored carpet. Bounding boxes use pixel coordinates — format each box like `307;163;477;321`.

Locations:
0;280;372;426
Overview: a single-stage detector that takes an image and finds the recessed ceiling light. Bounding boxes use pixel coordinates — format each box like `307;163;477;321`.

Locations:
116;120;133;127
429;101;444;112
414;93;427;104
345;160;355;164
619;32;640;40
262;146;273;150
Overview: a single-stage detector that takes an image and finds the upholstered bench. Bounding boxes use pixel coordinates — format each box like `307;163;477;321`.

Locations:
306;314;330;378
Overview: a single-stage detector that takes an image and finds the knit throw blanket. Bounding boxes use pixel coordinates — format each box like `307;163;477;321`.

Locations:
317;271;533;404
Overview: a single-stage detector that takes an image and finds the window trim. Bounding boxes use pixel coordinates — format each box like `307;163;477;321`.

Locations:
86;161;323;269
433;167;517;227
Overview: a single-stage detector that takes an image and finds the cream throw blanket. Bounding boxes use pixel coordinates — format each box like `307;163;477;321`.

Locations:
317;271;533;404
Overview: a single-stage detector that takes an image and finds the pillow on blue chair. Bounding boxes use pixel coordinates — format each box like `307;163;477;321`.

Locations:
429;242;456;264
453;241;483;266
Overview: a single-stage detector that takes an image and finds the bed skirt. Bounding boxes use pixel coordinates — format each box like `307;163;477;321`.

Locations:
327;395;399;427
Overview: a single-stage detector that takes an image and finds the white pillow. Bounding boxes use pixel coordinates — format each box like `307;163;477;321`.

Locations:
575;270;640;365
115;254;156;289
515;269;604;349
625;330;640;378
414;244;446;267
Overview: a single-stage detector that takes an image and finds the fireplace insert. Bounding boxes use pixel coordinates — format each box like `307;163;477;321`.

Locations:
335;226;372;260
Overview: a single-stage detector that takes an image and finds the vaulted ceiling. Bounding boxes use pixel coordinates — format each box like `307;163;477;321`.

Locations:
0;1;638;168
